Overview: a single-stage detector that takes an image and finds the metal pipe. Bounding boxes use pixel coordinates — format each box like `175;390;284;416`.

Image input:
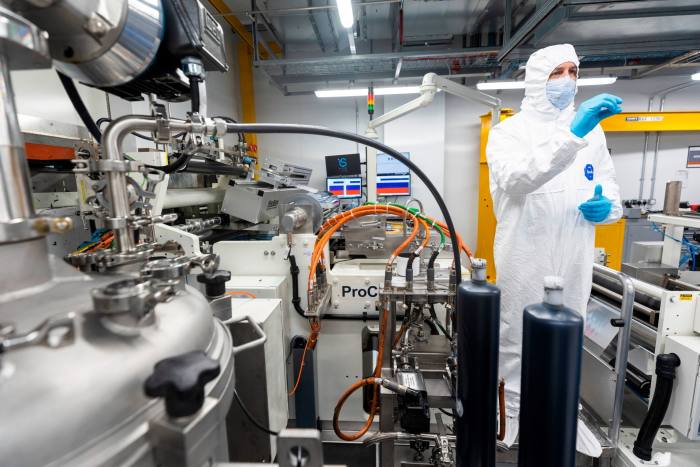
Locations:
102;117;190;252
591;283;656;317
0;55;35;226
593;264;635;448
637;97;653;200
162;189;226;209
635;50;700;79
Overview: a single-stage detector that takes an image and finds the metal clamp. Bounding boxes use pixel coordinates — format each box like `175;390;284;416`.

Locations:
219;314;267;355
154;117;171;143
92;278;176;335
72;158;144;174
128;213;178;228
0;312;76;354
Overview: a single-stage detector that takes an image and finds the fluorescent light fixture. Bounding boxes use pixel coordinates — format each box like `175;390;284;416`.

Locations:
336;0;354;28
476;76;617;91
376;86;420;95
578;76;617;86
315;86;421;98
476;81;525;90
692;72;700;81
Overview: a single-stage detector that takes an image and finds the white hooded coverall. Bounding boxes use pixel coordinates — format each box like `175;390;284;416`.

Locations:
486;44;623;421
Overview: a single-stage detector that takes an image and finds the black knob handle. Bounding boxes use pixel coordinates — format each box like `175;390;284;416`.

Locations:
144;350;220;418
197;270;231;297
610;318;625;328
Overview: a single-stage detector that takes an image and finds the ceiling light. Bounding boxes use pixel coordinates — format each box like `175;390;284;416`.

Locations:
578;76;617;86
336;0;354;29
476;76;617;91
315;86;421;98
476;81;525;90
376;86;420;95
692;72;700;81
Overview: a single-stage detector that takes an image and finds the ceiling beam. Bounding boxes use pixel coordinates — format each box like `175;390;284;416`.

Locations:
209;0;282;58
497;0;562;62
254;48;500;68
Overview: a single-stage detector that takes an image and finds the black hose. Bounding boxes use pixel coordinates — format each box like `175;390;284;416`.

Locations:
223;123;462;282
183;158;248;176
429;304;451;339
190;77;201;114
57;71;102;143
428;249;440;269
288;255;308;319
633;353;681;461
233;389;279;436
426;318;440;335
145;152;194;174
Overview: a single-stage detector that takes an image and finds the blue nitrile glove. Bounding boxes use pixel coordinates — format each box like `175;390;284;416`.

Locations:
571;93;623;138
579;184;612;223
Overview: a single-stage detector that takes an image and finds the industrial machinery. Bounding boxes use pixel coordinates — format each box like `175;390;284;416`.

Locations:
10;2;688;467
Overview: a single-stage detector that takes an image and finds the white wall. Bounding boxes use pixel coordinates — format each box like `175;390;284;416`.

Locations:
254;73;384;192
383;93;445;218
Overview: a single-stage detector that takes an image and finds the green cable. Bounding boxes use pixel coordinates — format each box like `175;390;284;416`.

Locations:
363;201;447;248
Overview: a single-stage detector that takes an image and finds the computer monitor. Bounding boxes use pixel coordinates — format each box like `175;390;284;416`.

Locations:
327;177;362;199
376;152;410;176
325;153;362;178
377;174;411;196
376;152;411;197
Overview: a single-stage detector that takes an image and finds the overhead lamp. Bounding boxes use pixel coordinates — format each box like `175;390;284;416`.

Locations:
578;76;617;86
315;86;421;98
476;81;525;90
692;72;700;81
476;76;617;91
336;0;354;28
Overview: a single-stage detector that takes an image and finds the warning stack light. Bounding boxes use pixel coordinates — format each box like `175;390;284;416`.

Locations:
367;84;375;119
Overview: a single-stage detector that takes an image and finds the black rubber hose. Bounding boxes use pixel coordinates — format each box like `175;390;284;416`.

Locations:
429;304;450;338
57;71;102;143
182;158;248;176
145;152;194;174
233;389;279;436
426;318;440;335
428;249;440;269
633;353;681;461
223;123;463;282
288;255;308;319
190;77;201;115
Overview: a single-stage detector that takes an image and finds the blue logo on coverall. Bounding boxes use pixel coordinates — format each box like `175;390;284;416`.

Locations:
584;164;594;181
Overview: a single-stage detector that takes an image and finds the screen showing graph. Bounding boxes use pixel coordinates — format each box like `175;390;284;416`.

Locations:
327;177;362;199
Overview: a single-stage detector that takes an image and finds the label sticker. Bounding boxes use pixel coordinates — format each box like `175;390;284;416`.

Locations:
625;116;664;122
679;293;693;301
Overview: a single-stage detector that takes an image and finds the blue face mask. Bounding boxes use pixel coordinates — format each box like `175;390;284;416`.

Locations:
546;76;576;110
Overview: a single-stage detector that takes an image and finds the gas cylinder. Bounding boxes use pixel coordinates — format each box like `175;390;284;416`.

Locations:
455;259;500;467
518;276;583;467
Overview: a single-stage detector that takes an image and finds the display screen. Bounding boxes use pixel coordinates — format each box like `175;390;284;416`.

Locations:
325;153;362;177
327;177;362;199
377;174;411;196
376;152;410;196
376;152;410;175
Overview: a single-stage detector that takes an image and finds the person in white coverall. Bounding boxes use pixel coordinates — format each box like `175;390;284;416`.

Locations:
486;43;623;455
